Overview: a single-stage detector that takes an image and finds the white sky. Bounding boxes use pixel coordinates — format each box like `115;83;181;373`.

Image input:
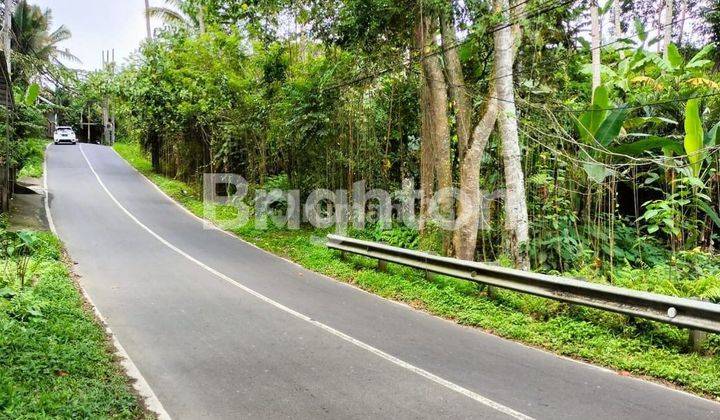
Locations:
33;0;149;71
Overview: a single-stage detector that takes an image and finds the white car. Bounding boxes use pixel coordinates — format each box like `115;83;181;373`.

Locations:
54;126;77;145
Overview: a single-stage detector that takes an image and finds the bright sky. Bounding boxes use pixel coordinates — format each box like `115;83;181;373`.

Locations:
33;0;149;71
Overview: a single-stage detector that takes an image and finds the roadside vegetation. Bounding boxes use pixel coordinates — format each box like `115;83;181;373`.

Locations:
11;0;720;402
85;0;720;305
1;0;79;194
94;0;720;275
0;221;149;418
116;140;720;398
17;138;47;179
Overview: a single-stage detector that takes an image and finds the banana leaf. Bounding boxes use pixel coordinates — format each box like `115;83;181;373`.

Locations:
684;99;705;177
611;136;683;156
595;107;628;147
696;200;720;228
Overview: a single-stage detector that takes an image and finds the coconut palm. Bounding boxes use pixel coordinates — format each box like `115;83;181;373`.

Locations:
145;0;205;33
11;0;79;64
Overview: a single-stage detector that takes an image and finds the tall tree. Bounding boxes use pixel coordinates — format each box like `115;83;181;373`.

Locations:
452;0;528;265
415;7;453;236
145;0;206;33
676;0;687;45
662;0;674;58
145;0;153;39
439;6;472;165
495;0;530;269
612;0;624;58
10;1;79;83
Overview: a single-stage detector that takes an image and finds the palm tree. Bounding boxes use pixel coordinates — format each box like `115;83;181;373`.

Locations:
11;1;79;64
145;0;205;33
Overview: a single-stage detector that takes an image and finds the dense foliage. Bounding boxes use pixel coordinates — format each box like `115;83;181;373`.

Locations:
1;0;81;181
97;0;720;279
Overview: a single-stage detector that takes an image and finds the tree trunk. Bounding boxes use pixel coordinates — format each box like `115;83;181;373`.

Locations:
416;13;453;236
677;0;687;46
613;0;624;59
453;89;498;260
144;0;152;39
440;10;472;165
495;0;530;270
452;0;525;262
662;0;674;58
416;18;434;233
150;131;161;171
198;5;206;34
590;0;602;92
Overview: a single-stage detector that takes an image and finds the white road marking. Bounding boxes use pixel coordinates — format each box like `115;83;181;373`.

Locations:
78;144;534;420
45;145;172;420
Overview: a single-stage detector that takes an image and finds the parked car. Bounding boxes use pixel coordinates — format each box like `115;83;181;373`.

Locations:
54;126;77;145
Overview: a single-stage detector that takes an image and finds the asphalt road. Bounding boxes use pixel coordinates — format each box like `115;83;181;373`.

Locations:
46;143;720;419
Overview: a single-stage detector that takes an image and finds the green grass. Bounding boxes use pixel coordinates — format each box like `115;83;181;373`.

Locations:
0;230;150;418
114;140;720;399
17;138;49;179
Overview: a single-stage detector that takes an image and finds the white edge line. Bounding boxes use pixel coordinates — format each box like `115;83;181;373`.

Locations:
96;148;532;419
109;145;720;405
109;147;236;238
43;143;57;234
44;144;171;420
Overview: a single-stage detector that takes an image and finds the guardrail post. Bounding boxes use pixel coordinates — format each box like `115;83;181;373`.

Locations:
689;298;710;354
378;260;388;272
689;329;708;354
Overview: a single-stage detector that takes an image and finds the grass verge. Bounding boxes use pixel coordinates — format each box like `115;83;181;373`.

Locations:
114;141;720;399
0;228;150;418
17;138;49;179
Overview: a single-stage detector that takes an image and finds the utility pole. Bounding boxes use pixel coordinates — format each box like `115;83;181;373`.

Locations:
145;0;152;39
101;51;108;145
110;49;116;145
101;50;116;146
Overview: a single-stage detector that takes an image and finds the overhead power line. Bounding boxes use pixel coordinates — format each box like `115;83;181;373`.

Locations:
322;0;575;93
324;2;708;95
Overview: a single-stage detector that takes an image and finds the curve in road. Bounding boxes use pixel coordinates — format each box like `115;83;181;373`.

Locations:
46;144;719;419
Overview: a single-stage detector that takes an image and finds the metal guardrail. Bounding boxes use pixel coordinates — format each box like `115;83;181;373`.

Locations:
327;235;720;333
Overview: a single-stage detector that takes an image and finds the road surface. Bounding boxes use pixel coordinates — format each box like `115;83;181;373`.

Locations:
46;144;719;419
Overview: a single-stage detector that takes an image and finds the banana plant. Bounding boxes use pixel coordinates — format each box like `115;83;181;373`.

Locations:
648;43;719;89
684;99;705;177
14;82;41;106
613;99;711;173
679;101;720;230
704;121;720;151
575;85;629;183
